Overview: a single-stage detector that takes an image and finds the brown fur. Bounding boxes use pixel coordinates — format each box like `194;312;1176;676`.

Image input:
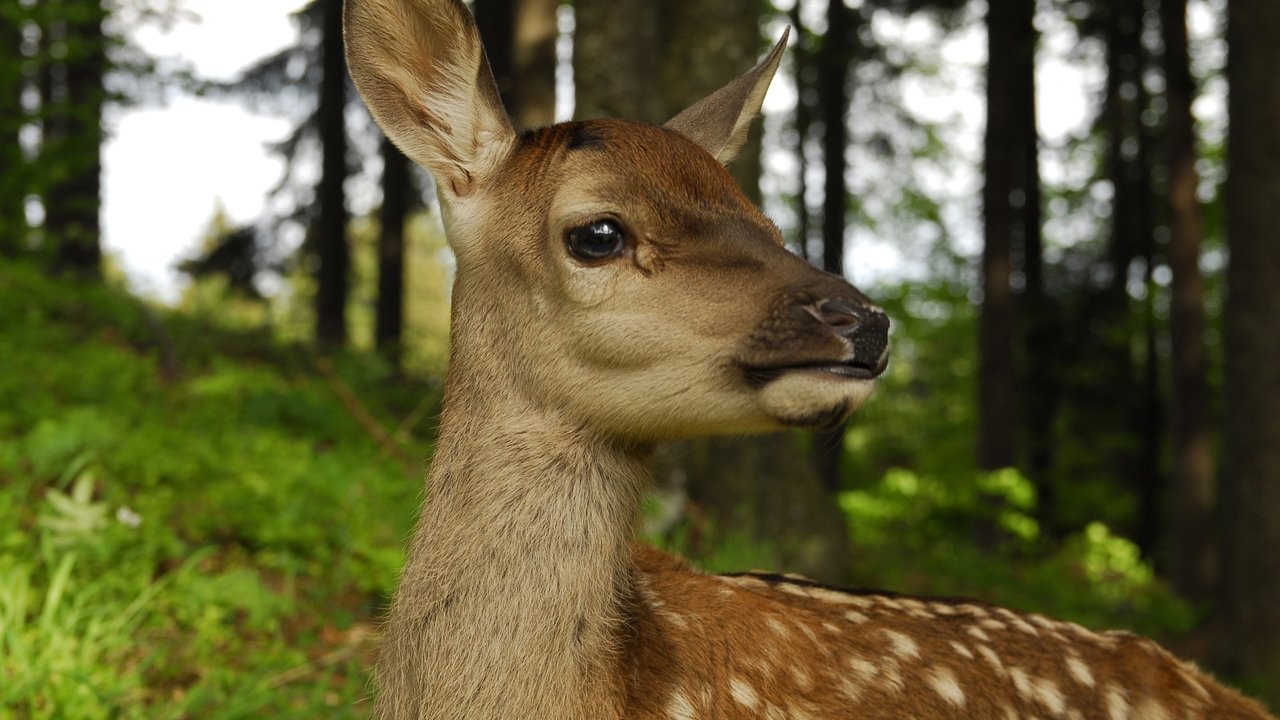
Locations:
343;1;1277;718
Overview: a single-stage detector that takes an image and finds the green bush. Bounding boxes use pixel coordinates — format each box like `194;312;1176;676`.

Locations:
0;261;434;717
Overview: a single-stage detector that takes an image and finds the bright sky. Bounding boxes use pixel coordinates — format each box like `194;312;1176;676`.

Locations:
103;0;308;300
102;1;1222;302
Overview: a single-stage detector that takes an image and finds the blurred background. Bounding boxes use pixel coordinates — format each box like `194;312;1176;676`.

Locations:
2;0;1278;714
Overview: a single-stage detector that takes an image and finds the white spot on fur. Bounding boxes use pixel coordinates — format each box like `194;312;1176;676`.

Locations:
838;677;863;702
666;691;696;720
980;618;1008;631
930;602;958;616
822;622;841;634
1009;616;1040;635
1029;614;1057;629
927;666;967;707
967;626;992;643
1032;677;1066;714
1009;666;1033;698
767;617;790;637
844;610;868;624
791;666;812;689
1066;655;1096;688
661;610;688;629
949;641;974;659
848;655;878;683
730;678;759;709
958;604;990;618
977;645;1005;674
882;629;920;659
1134;699;1172;720
778;583;810;598
796;621;820;645
1105;686;1132;720
814;584;875;604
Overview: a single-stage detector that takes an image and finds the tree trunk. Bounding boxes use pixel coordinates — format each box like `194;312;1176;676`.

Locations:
789;1;812;263
314;0;349;348
1220;0;1280;699
473;0;515;113
1103;0;1162;553
980;0;1023;473
513;0;557;129
574;0;850;582
812;0;855;495
43;0;105;277
1011;1;1053;533
475;0;557;129
376;136;410;365
1161;0;1215;605
0;6;26;254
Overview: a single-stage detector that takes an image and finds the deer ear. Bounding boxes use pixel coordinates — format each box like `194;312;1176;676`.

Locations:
664;28;789;165
345;0;515;199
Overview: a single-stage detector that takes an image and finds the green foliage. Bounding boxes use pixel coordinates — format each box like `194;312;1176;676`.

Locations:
839;467;1195;639
0;260;436;717
834;272;1197;643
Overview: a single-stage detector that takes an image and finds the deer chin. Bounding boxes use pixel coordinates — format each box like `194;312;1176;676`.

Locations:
754;369;876;430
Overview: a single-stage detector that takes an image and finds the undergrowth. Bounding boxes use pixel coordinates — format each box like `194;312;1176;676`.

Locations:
0;261;435;718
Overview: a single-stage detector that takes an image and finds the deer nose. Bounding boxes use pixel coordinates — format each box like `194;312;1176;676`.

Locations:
815;298;890;376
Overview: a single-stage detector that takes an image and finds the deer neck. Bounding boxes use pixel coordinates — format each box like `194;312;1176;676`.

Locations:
375;334;648;720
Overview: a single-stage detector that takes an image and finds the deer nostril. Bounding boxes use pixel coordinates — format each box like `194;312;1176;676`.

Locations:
814;298;890;372
815;298;866;329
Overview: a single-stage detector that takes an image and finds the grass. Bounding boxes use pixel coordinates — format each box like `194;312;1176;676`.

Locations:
0;261;436;718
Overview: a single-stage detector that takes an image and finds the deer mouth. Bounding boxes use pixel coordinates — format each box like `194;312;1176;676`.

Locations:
740;358;885;389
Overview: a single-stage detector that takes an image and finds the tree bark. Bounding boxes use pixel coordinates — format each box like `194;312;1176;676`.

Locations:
789;1;812;263
980;0;1025;472
473;0;515;113
43;0;105;277
1220;0;1280;699
314;0;350;348
513;0;557;129
1161;0;1215;605
376;136;410;365
812;0;855;495
0;5;26;254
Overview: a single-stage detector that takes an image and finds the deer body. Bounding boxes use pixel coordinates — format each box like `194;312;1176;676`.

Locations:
343;1;1275;717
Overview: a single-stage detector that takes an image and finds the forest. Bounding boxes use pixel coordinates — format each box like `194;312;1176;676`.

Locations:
1;0;1278;715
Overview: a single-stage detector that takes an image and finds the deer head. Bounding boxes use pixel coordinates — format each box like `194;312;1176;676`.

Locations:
345;0;889;444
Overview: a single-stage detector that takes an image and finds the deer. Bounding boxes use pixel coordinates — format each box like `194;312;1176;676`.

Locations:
343;0;1276;717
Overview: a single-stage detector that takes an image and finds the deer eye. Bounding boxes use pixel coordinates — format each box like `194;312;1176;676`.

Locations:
566;220;625;261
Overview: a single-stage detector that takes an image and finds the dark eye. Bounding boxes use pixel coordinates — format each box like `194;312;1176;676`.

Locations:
566;220;625;261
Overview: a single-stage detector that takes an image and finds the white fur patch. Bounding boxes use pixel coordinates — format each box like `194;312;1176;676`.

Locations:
729;678;759;709
927;666;967;707
1066;655;1096;688
882;629;921;660
667;691;697;720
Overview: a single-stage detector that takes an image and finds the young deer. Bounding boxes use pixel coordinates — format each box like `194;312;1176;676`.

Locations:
344;1;1275;718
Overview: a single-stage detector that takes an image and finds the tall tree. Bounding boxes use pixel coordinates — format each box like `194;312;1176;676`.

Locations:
314;0;349;347
474;0;557;129
1220;0;1280;698
512;0;557;129
980;0;1038;473
1161;0;1215;605
376;137;411;363
811;0;856;493
788;1;813;263
0;4;26;254
1104;0;1162;552
43;0;107;277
